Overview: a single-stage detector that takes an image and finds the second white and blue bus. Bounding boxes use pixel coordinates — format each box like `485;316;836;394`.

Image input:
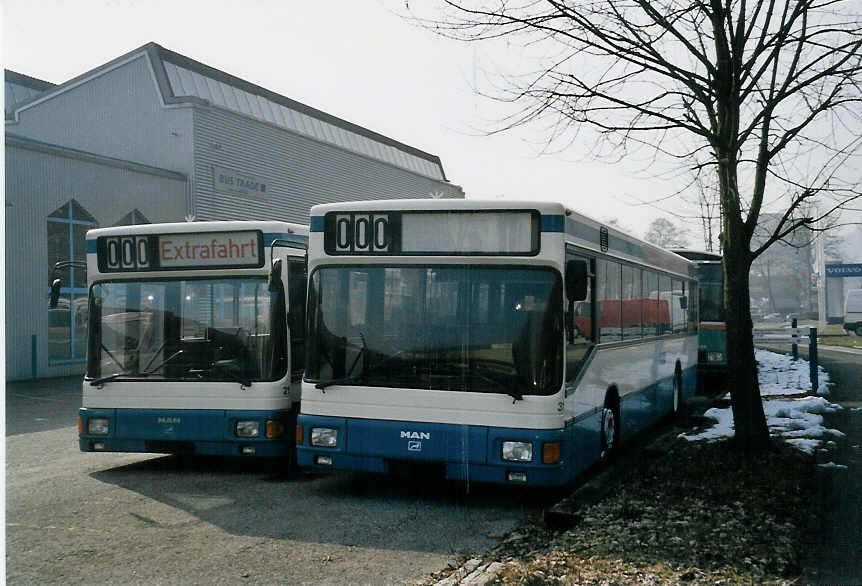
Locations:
77;221;308;463
296;200;698;486
670;249;726;394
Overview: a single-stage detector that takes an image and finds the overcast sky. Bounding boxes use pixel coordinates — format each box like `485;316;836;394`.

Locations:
3;0;859;250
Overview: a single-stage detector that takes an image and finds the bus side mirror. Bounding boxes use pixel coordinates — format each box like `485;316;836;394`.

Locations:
679;296;688;310
50;278;62;308
269;258;283;292
565;260;588;301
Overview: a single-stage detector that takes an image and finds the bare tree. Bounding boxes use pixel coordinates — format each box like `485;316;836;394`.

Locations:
692;171;722;252
645;217;692;248
415;0;862;450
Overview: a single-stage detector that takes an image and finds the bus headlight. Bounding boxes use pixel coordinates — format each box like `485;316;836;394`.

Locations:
87;417;110;435
311;427;338;448
707;352;724;362
235;420;260;438
502;441;533;462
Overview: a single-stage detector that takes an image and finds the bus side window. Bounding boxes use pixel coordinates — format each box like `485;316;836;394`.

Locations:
565;251;594;385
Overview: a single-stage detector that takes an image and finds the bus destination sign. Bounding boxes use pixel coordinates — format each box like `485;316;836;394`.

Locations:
324;210;539;256
97;231;264;272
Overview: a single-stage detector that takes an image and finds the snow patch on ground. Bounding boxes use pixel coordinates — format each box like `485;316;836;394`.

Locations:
755;348;831;396
681;350;843;458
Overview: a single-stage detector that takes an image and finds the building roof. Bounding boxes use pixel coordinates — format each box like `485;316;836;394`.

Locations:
4;70;55;117
6;43;450;182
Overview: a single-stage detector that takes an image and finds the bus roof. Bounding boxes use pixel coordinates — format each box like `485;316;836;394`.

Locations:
669;249;722;262
87;220;308;239
310;199;693;277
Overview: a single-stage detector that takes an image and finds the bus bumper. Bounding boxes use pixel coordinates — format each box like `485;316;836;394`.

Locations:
78;407;296;458
296;415;573;487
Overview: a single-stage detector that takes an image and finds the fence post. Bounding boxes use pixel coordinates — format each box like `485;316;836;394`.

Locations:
809;327;818;391
791;318;799;360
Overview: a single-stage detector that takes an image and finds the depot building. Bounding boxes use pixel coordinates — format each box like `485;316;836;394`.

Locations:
5;42;464;380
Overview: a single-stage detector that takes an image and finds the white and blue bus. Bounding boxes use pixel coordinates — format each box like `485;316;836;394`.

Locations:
296;200;698;486
78;221;308;462
669;249;726;394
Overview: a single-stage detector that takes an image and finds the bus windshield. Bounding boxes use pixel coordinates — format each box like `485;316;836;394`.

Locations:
306;265;563;397
87;277;286;383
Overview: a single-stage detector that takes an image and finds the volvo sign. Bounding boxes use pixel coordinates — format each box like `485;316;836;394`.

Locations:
825;263;862;278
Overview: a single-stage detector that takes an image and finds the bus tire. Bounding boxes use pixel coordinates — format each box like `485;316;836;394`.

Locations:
600;396;620;461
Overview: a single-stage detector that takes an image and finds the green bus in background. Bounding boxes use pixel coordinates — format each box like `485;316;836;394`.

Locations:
672;250;727;395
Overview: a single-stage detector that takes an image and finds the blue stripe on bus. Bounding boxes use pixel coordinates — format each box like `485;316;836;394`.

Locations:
296;413;604;487
310;216;325;232
540;214;565;232
563;217;644;258
308;212;644;258
86;239;98;253
78;407;296;457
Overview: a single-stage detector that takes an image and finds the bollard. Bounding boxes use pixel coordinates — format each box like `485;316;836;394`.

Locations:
31;334;38;381
809;327;818;391
791;318;799;360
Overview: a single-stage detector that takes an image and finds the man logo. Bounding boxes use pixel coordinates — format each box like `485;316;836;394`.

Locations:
408;441;422;452
400;431;430;440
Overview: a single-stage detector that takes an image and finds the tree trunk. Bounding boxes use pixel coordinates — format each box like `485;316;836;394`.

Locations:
723;241;771;451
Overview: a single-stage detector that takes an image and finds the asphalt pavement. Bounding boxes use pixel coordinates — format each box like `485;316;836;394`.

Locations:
5;347;861;584
5;374;83;436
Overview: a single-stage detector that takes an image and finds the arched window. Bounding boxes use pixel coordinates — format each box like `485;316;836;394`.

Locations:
47;200;98;363
113;209;151;226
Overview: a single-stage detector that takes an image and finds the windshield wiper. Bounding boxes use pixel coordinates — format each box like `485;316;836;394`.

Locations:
89;349;185;386
471;362;523;403
89;372;123;386
315;372;366;390
427;362;524;403
189;360;253;387
315;333;368;390
315;344;424;391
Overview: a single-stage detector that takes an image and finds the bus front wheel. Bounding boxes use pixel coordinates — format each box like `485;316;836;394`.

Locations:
600;402;620;461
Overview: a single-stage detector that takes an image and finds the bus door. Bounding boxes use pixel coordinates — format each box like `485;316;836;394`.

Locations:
286;256;307;386
270;242;307;394
565;248;595;392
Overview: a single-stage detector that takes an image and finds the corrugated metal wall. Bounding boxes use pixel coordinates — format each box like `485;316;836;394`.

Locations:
192;107;462;224
4;143;188;380
7;55;195;176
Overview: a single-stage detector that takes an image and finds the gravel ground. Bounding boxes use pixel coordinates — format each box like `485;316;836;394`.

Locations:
418;426;817;586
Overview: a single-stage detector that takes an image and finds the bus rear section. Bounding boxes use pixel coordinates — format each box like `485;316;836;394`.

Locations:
692;260;726;393
78;221;307;460
670;250;726;394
